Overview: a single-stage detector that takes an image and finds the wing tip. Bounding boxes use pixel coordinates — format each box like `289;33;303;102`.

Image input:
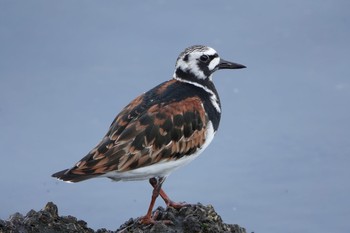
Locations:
51;169;73;182
51;169;82;183
52;168;101;183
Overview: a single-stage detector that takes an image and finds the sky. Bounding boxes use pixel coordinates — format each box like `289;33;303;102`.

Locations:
1;1;350;233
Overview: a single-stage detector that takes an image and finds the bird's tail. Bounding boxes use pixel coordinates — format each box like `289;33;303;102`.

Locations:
52;168;100;183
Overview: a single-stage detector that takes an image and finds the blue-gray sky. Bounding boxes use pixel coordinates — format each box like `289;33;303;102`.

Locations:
1;1;350;233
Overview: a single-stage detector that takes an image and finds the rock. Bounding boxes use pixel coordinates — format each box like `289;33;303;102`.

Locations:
0;202;95;233
0;202;246;233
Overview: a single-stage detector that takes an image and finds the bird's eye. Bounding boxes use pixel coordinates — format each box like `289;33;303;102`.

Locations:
199;55;209;62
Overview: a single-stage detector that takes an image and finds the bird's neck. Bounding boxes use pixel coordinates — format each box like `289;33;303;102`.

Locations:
173;68;221;115
173;68;215;92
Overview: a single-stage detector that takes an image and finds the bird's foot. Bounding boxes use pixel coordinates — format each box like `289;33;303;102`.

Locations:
166;200;191;209
139;211;173;225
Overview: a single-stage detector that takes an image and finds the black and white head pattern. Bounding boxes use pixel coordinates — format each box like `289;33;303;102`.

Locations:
174;45;221;81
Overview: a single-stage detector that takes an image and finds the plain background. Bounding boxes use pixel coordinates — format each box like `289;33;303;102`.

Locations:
1;1;349;233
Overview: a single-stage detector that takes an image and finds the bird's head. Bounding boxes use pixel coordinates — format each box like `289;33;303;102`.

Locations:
174;45;246;81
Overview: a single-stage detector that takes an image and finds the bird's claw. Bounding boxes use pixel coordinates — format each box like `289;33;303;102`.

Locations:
139;210;174;225
167;201;191;209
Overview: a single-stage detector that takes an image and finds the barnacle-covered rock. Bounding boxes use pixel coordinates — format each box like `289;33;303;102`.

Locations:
0;202;246;233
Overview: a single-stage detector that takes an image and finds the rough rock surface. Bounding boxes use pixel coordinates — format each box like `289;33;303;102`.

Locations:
0;202;246;233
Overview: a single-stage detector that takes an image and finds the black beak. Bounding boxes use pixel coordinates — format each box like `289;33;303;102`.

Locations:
217;58;246;70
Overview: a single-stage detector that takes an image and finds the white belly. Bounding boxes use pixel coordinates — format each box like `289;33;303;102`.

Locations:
102;121;215;181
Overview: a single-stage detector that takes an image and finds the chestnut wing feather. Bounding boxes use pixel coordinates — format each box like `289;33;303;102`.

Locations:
55;95;207;181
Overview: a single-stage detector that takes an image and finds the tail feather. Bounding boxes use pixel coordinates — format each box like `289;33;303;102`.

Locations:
52;168;100;183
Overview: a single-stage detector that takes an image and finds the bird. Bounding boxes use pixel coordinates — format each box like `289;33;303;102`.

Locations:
52;45;246;224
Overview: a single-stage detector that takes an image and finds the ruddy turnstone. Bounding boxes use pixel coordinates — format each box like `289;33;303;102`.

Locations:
52;45;246;224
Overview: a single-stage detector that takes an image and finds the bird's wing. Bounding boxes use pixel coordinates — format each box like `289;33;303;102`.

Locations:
53;94;208;182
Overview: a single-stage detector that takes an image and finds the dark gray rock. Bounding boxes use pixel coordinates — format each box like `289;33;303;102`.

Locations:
117;204;246;233
0;202;246;233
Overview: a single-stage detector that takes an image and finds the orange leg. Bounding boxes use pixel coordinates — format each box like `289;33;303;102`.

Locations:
140;177;190;224
149;177;189;209
140;177;166;224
